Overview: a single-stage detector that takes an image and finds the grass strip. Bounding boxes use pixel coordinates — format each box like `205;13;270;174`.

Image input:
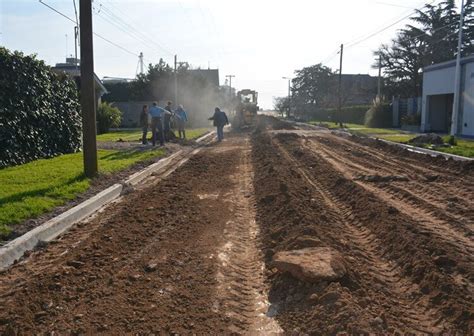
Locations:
0;148;164;236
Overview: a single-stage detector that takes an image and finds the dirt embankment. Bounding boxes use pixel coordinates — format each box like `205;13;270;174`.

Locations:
251;121;473;334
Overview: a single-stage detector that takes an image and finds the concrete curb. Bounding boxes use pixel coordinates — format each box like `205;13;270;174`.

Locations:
377;139;474;161
328;128;473;162
0;183;123;270
125;150;184;186
0;131;216;271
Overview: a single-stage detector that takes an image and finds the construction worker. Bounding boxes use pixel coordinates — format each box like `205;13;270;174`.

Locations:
149;102;166;146
209;107;229;142
164;101;173;141
175;104;188;139
140;104;149;145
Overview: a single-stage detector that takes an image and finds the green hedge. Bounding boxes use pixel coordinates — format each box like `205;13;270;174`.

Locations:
307;105;370;124
364;99;392;128
0;48;81;168
97;102;122;134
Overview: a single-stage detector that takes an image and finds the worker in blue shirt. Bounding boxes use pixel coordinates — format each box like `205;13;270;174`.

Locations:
149;102;167;146
175;105;188;139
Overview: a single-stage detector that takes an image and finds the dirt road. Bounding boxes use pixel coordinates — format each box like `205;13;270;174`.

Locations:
0;117;472;334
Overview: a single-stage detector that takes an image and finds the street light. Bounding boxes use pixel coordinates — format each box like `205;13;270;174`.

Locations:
282;77;292;118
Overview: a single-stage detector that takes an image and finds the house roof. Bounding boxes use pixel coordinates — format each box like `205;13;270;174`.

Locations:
52;64;108;96
424;54;474;73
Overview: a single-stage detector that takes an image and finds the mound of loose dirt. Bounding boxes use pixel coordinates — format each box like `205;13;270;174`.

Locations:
408;133;444;145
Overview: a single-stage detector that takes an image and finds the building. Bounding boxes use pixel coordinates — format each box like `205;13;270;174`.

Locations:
421;55;474;136
52;58;108;105
188;69;219;87
340;74;378;106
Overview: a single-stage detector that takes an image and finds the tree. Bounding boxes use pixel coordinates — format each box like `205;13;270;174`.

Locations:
273;96;290;116
375;1;474;98
291;64;335;115
375;28;425;98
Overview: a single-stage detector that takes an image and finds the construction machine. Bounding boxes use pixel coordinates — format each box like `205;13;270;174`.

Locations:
231;89;259;129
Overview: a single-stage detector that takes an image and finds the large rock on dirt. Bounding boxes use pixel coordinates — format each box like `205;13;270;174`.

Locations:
272;247;346;283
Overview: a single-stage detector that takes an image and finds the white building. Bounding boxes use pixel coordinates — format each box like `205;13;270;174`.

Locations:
421;55;474;136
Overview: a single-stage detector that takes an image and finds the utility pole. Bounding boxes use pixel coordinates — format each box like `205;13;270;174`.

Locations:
74;26;79;68
451;0;465;136
174;55;178;106
173;56;188;106
282;77;292;118
288;79;291;117
79;0;98;177
337;43;344;127
377;53;382;98
139;52;144;74
73;0;79;69
226;74;235;103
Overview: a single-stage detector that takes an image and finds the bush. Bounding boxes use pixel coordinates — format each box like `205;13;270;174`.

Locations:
364;97;392;128
0;48;81;168
447;135;457;146
97;102;122;134
401;113;421;126
307;105;370;124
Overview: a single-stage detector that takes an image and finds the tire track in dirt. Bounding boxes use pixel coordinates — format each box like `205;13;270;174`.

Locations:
272;137;445;333
304;138;474;250
336;134;474;184
272;132;472;332
214;137;282;335
0;140;247;334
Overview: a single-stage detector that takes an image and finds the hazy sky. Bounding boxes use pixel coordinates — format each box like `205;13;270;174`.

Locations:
0;0;462;108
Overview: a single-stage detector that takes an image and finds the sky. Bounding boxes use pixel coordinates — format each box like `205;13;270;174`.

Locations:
0;0;463;109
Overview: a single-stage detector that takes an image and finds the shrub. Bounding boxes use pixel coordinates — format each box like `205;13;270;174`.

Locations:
307;105;370;124
96;101;122;134
364;97;392;128
0;47;81;168
401;113;421;126
447;135;457;146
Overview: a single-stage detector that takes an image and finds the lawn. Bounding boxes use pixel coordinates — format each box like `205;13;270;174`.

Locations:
375;134;474;158
97;128;210;142
309;120;400;134
0;148;165;237
309;120;474;158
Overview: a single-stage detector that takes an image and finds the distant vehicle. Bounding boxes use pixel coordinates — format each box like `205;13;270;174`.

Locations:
231;89;259;129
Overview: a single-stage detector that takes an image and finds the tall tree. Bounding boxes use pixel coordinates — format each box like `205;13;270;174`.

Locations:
376;28;425;97
291;64;335;115
375;0;474;98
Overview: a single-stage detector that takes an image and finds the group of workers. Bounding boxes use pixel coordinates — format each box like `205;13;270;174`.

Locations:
140;102;230;146
140;101;188;146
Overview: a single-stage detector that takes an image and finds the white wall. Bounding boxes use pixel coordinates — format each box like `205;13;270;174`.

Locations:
421;67;455;132
461;62;474;136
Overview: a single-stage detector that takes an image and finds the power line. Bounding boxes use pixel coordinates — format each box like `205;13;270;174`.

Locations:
98;0;174;56
39;0;140;57
344;1;435;49
93;7;158;53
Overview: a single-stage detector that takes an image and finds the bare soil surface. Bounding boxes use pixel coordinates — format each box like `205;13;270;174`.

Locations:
0;116;472;335
252;117;473;334
0;132;279;335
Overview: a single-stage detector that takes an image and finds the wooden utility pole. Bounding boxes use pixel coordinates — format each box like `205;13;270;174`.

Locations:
80;0;98;177
226;74;235;102
174;55;178;105
337;43;344;127
139;52;144;74
377;53;382;98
